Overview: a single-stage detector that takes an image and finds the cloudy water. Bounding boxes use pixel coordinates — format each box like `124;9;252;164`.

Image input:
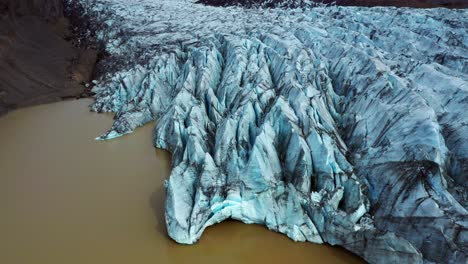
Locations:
0;99;363;264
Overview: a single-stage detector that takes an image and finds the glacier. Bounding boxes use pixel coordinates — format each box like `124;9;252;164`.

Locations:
68;0;468;263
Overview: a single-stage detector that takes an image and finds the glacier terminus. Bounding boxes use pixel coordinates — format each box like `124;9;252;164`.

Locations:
66;0;468;263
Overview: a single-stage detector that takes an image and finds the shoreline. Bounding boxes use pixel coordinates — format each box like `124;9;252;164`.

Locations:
0;98;363;264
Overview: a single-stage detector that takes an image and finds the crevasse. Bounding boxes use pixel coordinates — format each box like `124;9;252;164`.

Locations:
70;1;468;263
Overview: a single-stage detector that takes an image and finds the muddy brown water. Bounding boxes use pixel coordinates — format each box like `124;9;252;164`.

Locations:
0;99;364;264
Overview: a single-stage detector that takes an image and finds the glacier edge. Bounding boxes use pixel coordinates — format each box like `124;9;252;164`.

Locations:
70;0;468;263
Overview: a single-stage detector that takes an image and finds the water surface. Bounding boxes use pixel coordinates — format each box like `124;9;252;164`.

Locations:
0;99;363;264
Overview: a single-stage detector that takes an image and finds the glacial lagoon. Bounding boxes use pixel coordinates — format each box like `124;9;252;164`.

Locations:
0;99;363;264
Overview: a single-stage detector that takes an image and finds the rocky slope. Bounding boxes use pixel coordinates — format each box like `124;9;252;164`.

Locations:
3;0;63;20
0;0;96;115
71;0;467;263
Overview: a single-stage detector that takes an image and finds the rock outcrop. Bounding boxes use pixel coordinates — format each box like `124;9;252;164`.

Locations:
72;0;467;262
0;0;96;115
